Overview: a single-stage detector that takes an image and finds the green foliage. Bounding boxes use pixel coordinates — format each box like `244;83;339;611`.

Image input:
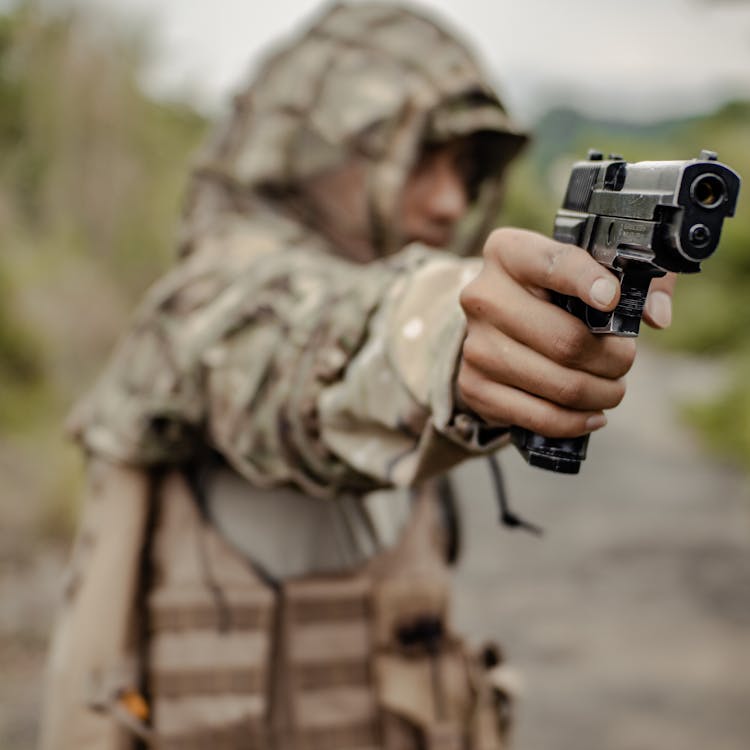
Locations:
496;157;556;235
0;261;50;430
0;1;206;535
683;352;750;467
0;265;42;383
0;2;206;292
0;15;23;146
0;0;206;416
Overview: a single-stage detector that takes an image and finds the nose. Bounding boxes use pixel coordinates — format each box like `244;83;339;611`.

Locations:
428;157;468;223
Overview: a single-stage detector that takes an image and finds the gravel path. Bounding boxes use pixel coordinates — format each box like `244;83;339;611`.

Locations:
453;346;750;750
2;345;749;750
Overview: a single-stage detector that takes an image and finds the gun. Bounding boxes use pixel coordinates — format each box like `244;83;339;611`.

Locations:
511;149;741;474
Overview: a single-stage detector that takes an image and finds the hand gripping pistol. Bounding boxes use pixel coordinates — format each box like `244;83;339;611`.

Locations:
511;149;741;474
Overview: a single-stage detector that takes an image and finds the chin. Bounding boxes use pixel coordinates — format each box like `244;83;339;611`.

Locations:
425;236;453;249
413;229;454;248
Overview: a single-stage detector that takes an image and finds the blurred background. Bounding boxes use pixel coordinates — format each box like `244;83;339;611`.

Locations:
1;0;748;748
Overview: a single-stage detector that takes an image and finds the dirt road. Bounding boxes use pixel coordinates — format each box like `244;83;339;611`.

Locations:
2;345;749;749
453;346;750;749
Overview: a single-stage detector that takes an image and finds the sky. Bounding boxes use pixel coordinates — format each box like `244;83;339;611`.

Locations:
39;0;750;124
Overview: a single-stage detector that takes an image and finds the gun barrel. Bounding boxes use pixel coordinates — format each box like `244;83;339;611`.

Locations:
560;154;740;273
691;172;728;209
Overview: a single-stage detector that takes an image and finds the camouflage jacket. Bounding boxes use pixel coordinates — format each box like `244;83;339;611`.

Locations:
67;2;527;571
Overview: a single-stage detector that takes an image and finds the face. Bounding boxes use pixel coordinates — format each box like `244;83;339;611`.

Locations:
298;138;474;261
296;157;376;263
399;139;472;248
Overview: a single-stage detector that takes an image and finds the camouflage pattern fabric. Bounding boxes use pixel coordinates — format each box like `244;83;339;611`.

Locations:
68;1;526;498
47;4;529;748
182;2;526;259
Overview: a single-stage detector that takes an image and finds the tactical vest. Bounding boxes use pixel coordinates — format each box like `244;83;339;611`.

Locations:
40;460;513;750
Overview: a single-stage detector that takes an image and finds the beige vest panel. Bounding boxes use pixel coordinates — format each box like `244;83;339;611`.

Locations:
39;459;151;750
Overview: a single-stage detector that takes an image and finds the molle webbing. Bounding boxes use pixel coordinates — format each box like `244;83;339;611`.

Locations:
296;721;382;750
147;587;272;701
279;577;382;750
153;722;268;750
151;668;264;699
148;589;272;633
146;472;275;747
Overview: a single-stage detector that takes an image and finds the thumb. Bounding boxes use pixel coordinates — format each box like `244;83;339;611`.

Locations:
643;273;677;329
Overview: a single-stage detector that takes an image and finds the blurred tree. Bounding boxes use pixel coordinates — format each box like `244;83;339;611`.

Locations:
0;0;207;434
2;0;206;287
0;1;206;535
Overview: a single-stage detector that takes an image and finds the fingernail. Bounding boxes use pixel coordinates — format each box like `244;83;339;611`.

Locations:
591;277;618;307
585;414;607;432
646;290;672;329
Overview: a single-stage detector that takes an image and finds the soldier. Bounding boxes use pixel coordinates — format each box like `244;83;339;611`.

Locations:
40;3;674;749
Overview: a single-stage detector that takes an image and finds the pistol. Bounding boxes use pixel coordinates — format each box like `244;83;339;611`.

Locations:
511;149;741;474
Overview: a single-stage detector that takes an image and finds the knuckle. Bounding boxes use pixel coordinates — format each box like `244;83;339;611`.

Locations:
457;374;497;423
459;281;481;316
462;333;503;379
460;334;484;369
460;274;498;319
486;226;512;250
456;364;481;406
524;409;549;435
550;330;586;367
483;231;501;261
526;408;566;438
608;378;627;409
555;374;587;408
603;339;637;378
542;242;574;283
618;340;637;372
484;227;519;263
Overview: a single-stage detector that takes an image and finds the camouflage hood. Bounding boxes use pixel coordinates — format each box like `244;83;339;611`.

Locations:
181;1;528;259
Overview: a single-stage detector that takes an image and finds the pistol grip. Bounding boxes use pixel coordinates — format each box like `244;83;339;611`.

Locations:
508;291;593;473
510;427;588;474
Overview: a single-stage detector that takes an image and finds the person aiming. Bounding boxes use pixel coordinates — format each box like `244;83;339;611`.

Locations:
40;3;675;749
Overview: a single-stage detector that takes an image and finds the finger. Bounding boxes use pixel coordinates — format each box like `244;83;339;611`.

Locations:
460;268;637;379
457;361;608;438
462;325;627;412
484;228;621;312
643;273;676;329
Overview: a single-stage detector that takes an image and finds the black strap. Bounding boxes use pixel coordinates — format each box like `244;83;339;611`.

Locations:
487;453;543;536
